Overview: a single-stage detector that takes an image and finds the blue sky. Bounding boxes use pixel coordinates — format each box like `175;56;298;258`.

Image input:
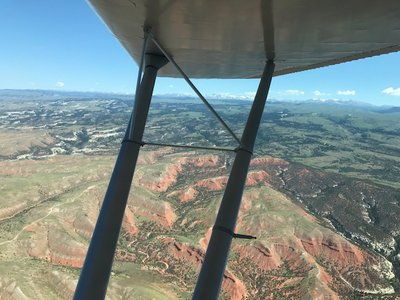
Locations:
1;1;400;106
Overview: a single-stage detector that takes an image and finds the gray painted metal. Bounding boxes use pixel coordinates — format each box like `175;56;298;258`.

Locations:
73;54;168;300
192;61;275;300
88;0;400;78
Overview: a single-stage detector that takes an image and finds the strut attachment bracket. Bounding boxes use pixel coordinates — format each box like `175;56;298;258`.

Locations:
213;225;257;240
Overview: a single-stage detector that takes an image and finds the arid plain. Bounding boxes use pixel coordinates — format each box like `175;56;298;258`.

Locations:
1;90;400;299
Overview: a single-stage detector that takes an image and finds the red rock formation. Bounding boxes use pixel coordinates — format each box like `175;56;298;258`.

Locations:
195;170;270;192
167;187;199;203
184;155;219;167
199;227;212;250
179;187;199;203
147;163;184;192
28;226;87;268
47;230;87;268
139;154;219;192
235;244;282;271
130;197;176;228
195;176;227;191
163;202;176;228
73;215;94;239
299;235;364;268
3;152;393;298
250;156;288;167
246;170;270;186
122;206;139;236
48;251;85;268
222;272;247;300
165;238;247;300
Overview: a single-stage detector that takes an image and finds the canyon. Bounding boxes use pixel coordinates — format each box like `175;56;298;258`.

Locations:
0;150;396;299
1;91;399;299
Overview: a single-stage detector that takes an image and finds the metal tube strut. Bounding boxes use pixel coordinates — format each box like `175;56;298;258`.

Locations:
150;35;241;145
192;60;275;300
73;54;168;300
135;32;149;97
128;32;150;139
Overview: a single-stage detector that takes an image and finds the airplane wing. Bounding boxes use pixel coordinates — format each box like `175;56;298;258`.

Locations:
88;0;400;78
75;2;400;299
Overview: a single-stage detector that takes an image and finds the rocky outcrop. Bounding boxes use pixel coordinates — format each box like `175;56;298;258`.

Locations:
249;155;400;291
179;187;199;203
2;151;397;299
167;187;199;203
235;244;282;271
250;157;288;167
144;162;184;192
138;155;219;193
130;197;176;228
122;206;139;236
165;238;247;300
195;170;270;192
195;176;227;191
299;234;364;268
27;226;87;268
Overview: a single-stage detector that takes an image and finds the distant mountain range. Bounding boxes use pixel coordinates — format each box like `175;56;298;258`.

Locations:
1;89;398;112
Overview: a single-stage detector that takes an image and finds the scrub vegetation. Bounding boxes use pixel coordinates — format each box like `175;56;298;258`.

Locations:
0;90;399;299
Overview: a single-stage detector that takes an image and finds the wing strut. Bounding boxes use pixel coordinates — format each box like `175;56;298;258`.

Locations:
73;44;168;298
149;33;241;145
74;26;274;299
192;60;275;300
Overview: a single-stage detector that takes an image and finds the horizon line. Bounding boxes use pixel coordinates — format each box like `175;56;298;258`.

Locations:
0;88;395;107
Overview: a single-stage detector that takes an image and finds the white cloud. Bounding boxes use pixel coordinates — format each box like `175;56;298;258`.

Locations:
313;90;330;97
382;87;400;96
56;81;65;88
244;91;256;98
337;90;356;96
283;89;305;96
206;92;255;100
168;84;174;88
